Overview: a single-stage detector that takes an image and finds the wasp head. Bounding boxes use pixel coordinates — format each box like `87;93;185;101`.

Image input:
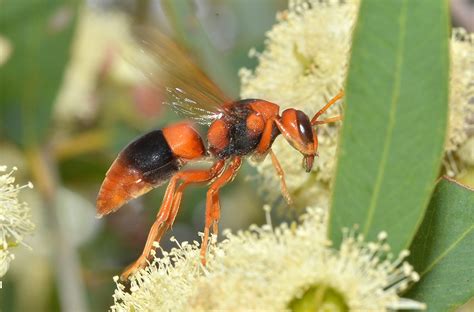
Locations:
277;108;318;172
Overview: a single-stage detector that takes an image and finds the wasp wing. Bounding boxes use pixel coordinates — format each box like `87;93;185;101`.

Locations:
131;27;232;125
165;86;224;125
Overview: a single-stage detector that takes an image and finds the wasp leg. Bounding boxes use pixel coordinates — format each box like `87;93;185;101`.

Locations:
311;90;344;125
211;192;220;235
256;117;277;154
120;161;225;280
120;176;179;280
201;157;242;265
166;161;226;229
269;150;293;205
312;115;342;125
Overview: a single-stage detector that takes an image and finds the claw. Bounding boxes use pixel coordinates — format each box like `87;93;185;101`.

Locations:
120;257;148;281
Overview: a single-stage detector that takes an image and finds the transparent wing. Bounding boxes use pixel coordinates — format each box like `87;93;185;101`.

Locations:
131;27;232;125
165;86;224;125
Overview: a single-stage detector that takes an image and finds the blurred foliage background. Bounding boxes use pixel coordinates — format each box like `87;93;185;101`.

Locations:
0;0;472;311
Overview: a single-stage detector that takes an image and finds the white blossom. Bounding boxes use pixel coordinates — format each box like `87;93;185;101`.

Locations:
111;207;424;311
0;166;34;279
241;0;474;206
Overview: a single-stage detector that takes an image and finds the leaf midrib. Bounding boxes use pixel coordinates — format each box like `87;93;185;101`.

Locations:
420;224;474;276
363;0;408;235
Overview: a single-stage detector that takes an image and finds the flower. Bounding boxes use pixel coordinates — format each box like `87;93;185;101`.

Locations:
444;29;474;177
241;0;474;206
0;250;14;278
53;8;147;123
0;166;34;278
112;238;204;312
0;34;13;67
111;206;424;311
446;29;474;153
240;0;359;208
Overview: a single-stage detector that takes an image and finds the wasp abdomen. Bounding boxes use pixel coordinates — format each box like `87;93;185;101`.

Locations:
97;130;182;216
97;125;207;217
122;130;181;184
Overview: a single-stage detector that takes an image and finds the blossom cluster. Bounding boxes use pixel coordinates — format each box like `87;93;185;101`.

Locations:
241;0;474;207
241;0;359;208
112;207;424;311
0;166;34;279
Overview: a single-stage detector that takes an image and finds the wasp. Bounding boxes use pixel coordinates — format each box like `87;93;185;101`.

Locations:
96;30;344;280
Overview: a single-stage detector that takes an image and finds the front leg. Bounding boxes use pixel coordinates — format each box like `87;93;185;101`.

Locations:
310;90;344;125
255;118;292;205
255;117;278;155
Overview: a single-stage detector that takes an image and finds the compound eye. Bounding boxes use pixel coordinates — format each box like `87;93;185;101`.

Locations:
295;110;314;145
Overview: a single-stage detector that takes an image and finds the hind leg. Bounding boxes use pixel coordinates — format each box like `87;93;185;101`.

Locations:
166;160;226;229
120;160;225;280
120;175;180;280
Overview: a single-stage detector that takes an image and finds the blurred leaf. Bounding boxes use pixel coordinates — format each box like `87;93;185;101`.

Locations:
59;154;110;184
406;178;474;310
160;0;284;98
0;0;77;146
161;0;238;96
328;0;450;254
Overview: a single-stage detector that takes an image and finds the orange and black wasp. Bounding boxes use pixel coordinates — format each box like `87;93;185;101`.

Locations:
96;30;344;280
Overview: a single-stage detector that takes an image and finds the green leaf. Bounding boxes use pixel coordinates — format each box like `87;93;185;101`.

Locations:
0;0;77;146
406;178;474;311
328;0;450;254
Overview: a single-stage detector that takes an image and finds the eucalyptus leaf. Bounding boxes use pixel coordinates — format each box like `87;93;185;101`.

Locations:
328;0;450;254
406;178;474;311
0;0;77;146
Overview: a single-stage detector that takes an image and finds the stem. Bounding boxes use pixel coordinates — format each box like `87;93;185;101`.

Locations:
53;129;109;161
27;146;88;312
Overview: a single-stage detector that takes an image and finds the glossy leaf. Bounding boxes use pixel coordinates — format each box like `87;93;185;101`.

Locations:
328;0;450;254
0;0;77;146
406;178;474;310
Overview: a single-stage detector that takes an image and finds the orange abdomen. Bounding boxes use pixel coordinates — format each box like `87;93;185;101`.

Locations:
97;157;156;216
96;130;180;216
